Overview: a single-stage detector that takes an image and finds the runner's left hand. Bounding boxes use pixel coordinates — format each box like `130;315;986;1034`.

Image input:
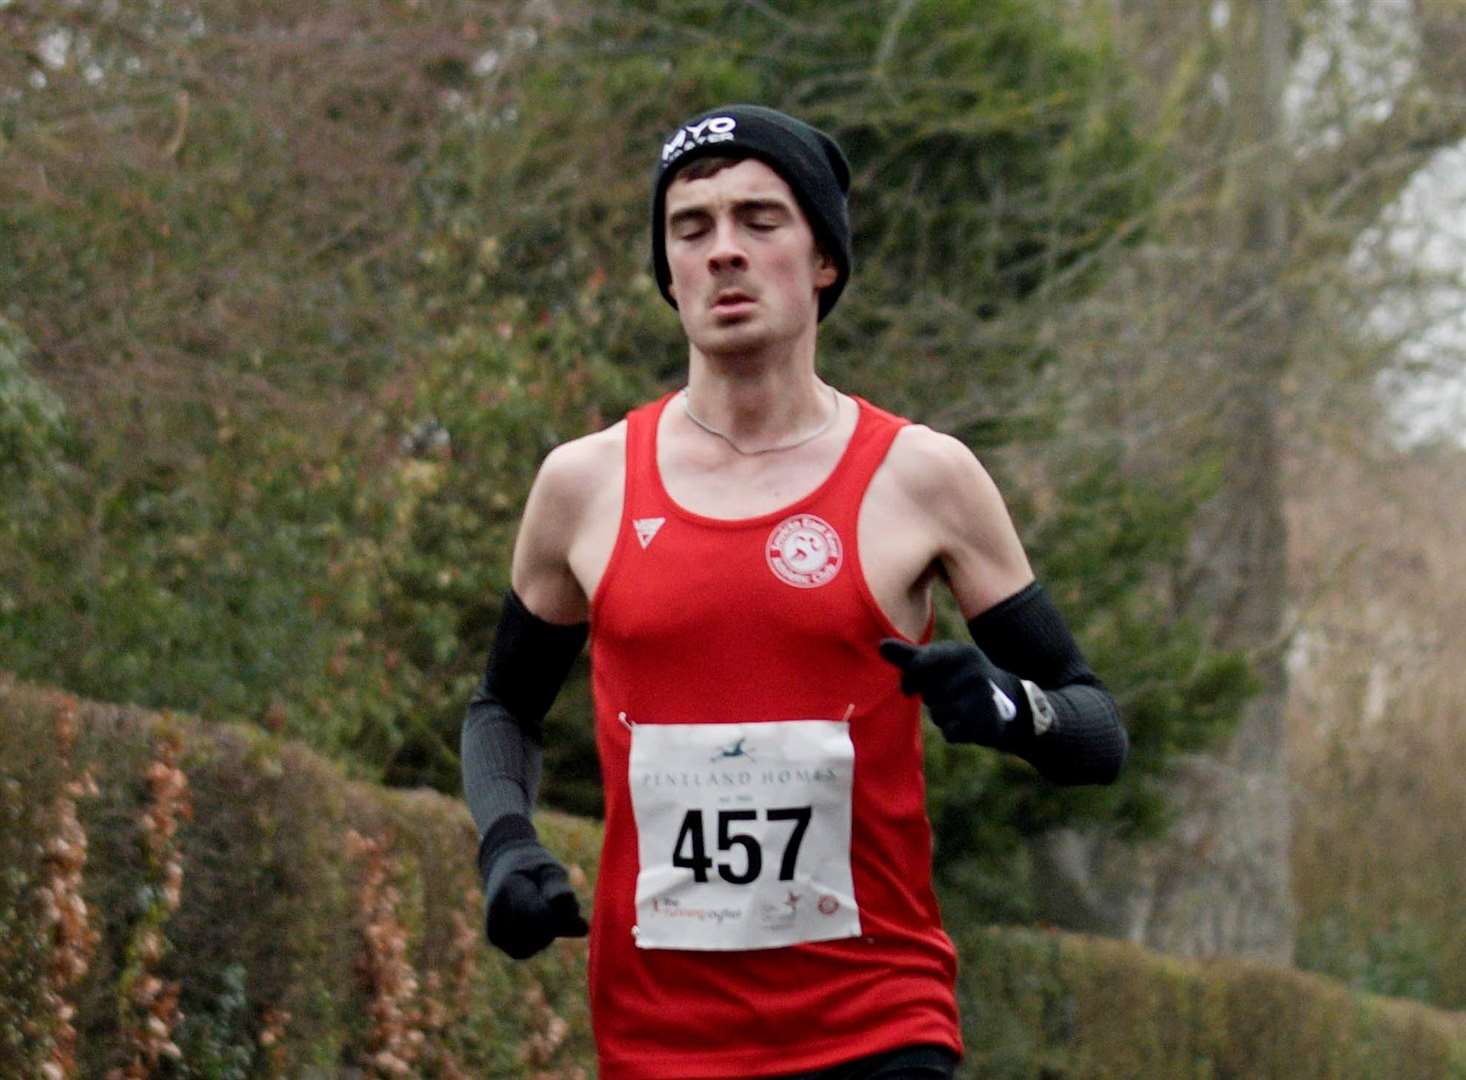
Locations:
878;639;1028;749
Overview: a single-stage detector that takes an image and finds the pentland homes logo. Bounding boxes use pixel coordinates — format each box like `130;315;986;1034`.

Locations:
634;763;839;790
661;115;738;164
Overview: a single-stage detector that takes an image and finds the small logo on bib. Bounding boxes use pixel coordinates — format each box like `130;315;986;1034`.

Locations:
767;514;842;589
759;890;804;930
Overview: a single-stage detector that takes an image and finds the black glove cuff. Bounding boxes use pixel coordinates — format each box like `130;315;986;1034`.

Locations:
967;582;1127;785
477;812;538;880
967;581;1095;691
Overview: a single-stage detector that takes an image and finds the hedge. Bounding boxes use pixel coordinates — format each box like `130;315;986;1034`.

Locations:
2;675;1462;1078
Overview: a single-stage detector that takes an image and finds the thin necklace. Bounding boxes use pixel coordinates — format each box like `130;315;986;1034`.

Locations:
680;385;840;456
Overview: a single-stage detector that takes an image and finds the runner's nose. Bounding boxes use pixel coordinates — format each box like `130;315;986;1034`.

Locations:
708;219;749;274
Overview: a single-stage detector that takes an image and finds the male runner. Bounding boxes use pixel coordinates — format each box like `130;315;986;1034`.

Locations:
462;105;1128;1079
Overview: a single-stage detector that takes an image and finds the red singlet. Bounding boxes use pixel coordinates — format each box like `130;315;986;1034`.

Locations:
588;392;961;1079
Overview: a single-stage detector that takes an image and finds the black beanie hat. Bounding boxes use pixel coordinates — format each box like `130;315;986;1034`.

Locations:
650;104;852;321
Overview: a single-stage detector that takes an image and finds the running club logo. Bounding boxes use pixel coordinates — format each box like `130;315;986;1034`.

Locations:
766;514;842;589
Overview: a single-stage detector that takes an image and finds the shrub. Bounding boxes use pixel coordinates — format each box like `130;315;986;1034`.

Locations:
2;674;1462;1078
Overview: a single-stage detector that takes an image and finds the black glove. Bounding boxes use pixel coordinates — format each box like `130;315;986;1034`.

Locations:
878;638;1032;750
478;814;589;960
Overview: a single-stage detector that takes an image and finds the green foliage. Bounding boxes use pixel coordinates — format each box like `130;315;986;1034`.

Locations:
1298;913;1447;1008
0;321;73;707
0;406;382;753
174;964;256;1080
0;319;65;482
0;688;63;1077
1020;451;1253;835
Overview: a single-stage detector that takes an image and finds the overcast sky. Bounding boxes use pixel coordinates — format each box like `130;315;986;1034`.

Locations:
1281;0;1466;448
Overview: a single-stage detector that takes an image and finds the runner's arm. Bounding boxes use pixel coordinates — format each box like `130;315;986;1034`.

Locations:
461;448;594;957
462;444;593;841
880;430;1127;784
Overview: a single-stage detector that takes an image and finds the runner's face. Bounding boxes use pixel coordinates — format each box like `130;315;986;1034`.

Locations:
663;159;837;354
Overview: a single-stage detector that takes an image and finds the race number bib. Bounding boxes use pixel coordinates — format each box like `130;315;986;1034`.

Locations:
628;719;861;951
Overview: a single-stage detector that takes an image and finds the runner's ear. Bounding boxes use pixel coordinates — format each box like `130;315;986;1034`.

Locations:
813;247;837;289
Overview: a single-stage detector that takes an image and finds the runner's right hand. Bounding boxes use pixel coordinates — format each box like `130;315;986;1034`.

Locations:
478;814;589;959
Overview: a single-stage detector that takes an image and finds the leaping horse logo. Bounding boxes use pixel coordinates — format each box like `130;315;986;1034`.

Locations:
711;737;756;764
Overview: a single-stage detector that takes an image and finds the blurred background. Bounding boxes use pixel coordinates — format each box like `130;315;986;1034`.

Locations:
3;0;1465;1073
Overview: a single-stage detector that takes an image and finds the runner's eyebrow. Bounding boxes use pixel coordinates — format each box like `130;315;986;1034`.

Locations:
667;198;794;230
734;198;793;217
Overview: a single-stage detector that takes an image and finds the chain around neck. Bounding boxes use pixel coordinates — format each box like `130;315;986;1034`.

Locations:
680;385;840;456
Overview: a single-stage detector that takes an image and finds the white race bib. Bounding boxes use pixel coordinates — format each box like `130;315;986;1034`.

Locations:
628;719;861;951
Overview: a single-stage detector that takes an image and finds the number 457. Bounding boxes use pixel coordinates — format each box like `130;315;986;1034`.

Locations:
671;807;812;885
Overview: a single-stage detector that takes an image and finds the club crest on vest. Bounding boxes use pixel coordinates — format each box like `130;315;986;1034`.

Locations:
766;514;842;589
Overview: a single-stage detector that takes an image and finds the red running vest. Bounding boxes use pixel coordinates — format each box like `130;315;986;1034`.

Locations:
588;392;961;1079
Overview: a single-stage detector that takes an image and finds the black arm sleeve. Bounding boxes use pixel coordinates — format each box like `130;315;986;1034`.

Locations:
967;582;1128;785
460;590;589;843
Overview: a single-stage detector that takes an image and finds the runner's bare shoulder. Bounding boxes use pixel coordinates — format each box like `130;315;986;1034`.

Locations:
877;424;992;519
876;423;1032;611
526;419;628;527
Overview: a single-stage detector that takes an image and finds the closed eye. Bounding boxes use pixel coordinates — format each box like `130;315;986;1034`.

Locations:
742;207;789;231
668;210;712;241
